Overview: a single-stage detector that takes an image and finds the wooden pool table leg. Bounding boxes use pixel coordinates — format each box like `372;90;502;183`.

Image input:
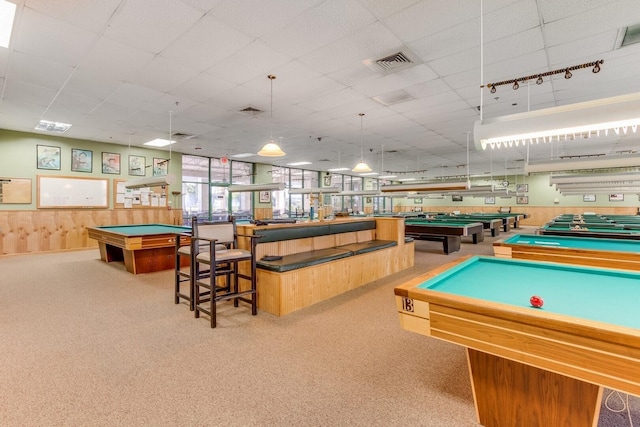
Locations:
466;348;601;427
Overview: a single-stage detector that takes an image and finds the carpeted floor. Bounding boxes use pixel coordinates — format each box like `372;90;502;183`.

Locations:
0;226;637;426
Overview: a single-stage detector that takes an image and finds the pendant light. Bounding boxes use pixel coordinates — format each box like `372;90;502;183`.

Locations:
258;74;286;157
352;113;371;172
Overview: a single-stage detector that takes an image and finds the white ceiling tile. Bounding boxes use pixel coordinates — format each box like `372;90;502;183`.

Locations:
209;0;323;38
169;72;236;103
260;0;376;58
382;0;475;42
161;15;255;72
205;40;293;86
298;22;403;75
15;7;98;66
3;81;56;107
105;83;164;109
102;0;203;54
24;0;123;31
128;56;200;93
8;51;73;90
79;37;154;82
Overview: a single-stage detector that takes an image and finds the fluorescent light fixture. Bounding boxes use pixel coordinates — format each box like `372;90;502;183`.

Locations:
339;190;382;196
379;175;397;179
398;178;416;182
227;182;285;192
328;167;350;172
231;153;255;158
359;172;379;176
144;138;176;147
474;92;640;150
0;0;16;48
550;172;640;186
288;187;340;194
123;174;177;189
381;180;470;193
560;188;640;195
34;120;72;133
286;161;312;166
526;154;640;174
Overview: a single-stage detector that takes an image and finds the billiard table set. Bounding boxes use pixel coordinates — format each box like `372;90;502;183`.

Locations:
395;216;640;427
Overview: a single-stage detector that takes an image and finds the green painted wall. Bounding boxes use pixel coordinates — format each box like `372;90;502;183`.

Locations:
0;129;182;210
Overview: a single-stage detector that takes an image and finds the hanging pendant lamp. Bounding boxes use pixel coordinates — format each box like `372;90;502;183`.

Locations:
352;113;371;172
258;74;286;157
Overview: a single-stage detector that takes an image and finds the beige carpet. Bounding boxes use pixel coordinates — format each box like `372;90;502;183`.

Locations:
0;226;636;426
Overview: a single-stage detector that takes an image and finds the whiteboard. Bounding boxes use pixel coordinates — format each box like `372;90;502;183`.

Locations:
37;176;109;208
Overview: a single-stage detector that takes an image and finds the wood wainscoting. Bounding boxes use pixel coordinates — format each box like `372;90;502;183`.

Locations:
0;209;183;256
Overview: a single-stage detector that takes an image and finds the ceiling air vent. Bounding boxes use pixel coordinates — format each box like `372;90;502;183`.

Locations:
172;132;197;140
239;106;263;116
372;89;415;106
363;47;422;75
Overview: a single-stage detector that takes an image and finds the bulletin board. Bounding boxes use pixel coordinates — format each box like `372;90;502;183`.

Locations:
114;180;170;209
37;176;108;208
0;177;32;204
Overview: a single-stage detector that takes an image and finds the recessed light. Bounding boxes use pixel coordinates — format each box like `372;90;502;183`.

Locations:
0;0;16;48
359;172;379;176
327;167;350;172
286;161;312;166
231;153;255;158
35;120;72;133
143;138;176;147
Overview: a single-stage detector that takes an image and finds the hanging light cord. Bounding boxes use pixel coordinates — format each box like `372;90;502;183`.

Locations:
269;74;275;140
359;113;365;160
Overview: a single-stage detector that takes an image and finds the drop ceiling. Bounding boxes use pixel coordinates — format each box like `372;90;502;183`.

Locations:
1;0;640;178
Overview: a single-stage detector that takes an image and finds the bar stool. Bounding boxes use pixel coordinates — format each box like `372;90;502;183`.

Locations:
174;216;226;311
192;218;260;328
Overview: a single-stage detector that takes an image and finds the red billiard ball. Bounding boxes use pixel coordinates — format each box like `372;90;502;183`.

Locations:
530;295;544;308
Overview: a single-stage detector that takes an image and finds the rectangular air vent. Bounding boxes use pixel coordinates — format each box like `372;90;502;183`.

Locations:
363;47;422;75
372;89;415;106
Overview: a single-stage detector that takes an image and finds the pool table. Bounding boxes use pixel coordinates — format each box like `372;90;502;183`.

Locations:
494;233;640;271
538;223;640;239
404;221;484;254
394;256;640;427
88;224;191;274
425;216;502;237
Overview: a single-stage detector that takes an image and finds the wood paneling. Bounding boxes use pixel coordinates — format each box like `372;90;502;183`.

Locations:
0;209;183;256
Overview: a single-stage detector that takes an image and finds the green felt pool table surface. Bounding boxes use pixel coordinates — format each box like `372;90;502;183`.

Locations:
93;224;191;235
502;233;640;252
416;256;639;329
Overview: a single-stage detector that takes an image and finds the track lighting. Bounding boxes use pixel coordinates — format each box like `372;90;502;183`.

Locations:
483;59;602;91
593;62;601;73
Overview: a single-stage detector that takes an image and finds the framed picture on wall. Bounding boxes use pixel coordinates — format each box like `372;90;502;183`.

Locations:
516;184;528;193
259;191;271;203
517;196;528;205
102;152;121;174
71;148;92;172
609;194;624;202
583;194;596;202
485;196;495;205
452;195;463;202
153;158;168;176
37;145;61;170
128;155;145;176
414;197;423;204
